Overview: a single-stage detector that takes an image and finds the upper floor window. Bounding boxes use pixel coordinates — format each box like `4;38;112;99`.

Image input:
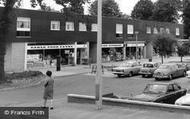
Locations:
127;24;134;34
16;17;31;37
65;22;74;31
146;27;151;34
79;22;87;31
91;23;97;32
116;24;123;38
166;28;170;34
176;28;180;36
153;27;158;34
50;21;60;31
160;27;165;33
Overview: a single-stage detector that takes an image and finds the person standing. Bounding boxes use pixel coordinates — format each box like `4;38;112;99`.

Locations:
43;70;54;110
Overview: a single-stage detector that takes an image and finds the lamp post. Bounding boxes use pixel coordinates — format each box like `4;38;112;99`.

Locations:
95;0;102;110
135;31;139;60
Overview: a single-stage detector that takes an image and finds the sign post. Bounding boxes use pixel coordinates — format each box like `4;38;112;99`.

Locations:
95;0;103;110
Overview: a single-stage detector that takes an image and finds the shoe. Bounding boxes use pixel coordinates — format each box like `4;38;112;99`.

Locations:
50;107;54;110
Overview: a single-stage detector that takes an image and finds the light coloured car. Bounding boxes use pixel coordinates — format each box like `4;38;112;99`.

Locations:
139;62;161;77
153;63;186;80
175;89;190;106
112;61;142;77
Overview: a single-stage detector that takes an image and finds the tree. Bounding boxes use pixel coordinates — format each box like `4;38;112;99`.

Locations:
131;0;154;20
183;0;190;39
89;0;122;17
0;0;17;83
30;0;53;11
54;0;90;15
152;32;177;63
177;42;190;62
152;0;182;23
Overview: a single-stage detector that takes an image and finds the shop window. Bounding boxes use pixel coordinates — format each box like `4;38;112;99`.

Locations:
146;27;151;34
176;28;180;36
91;23;97;32
116;24;123;38
153;27;158;34
65;21;74;31
50;21;60;31
16;17;31;37
79;22;87;31
127;24;134;34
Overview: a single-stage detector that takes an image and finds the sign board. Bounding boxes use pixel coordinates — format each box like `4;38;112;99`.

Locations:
27;54;40;61
27;44;87;50
102;44;123;48
127;43;145;47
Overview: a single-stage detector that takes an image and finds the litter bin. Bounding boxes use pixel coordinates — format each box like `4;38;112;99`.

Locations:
149;58;152;62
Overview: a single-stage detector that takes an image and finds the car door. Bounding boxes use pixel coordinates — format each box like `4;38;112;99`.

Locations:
177;64;185;77
159;84;176;104
173;84;186;101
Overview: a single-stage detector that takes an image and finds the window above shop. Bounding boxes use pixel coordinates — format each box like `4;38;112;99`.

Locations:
16;17;31;37
153;27;158;34
127;24;134;34
176;28;180;36
160;27;165;33
65;22;74;31
50;21;60;31
79;22;87;31
116;24;123;38
91;23;97;32
146;27;151;34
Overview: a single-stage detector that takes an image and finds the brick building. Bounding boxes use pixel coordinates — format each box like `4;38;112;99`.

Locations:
0;7;184;72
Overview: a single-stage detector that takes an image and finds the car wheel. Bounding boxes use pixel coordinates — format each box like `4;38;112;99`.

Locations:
155;78;159;81
129;72;133;77
169;75;173;80
142;74;145;78
117;74;122;78
183;71;186;77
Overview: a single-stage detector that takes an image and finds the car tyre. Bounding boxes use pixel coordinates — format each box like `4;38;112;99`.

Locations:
129;72;133;77
183;71;186;77
117;74;122;78
155;78;159;81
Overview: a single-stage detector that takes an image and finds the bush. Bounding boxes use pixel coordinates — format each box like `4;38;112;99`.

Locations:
5;71;44;80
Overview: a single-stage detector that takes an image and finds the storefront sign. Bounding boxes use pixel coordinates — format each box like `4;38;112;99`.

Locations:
127;43;145;47
102;44;123;48
27;44;87;50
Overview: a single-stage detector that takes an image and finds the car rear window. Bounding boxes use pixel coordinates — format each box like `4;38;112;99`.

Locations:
143;63;154;68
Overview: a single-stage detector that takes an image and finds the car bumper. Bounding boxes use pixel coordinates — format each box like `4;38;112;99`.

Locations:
153;75;169;79
112;72;125;75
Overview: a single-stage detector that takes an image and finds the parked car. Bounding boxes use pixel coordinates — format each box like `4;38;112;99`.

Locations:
112;61;142;77
139;62;161;77
175;89;190;106
153;63;186;80
128;82;187;104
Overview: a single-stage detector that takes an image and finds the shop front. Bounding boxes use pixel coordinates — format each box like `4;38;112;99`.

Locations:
102;44;124;62
26;42;89;68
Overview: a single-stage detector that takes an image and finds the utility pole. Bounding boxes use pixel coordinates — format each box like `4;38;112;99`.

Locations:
95;0;103;110
135;31;139;60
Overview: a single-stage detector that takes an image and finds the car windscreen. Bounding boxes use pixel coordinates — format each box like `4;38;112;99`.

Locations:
159;65;170;69
143;63;154;68
143;84;167;94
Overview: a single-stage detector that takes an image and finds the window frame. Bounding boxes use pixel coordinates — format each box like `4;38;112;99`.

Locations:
65;21;75;31
50;20;60;31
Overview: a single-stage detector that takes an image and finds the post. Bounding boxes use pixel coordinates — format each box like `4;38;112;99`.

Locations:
74;42;77;65
135;31;139;60
95;0;103;110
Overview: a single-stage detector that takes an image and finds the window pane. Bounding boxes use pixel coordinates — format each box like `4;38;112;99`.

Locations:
79;22;87;31
65;22;74;31
91;23;97;32
146;27;151;34
17;17;31;31
116;24;123;34
176;28;180;36
153;27;158;34
127;25;134;34
51;21;60;31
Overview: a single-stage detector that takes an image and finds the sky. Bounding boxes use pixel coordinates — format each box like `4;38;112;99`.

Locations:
20;0;158;15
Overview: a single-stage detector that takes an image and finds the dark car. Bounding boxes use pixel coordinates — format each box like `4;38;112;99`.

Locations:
129;82;187;104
